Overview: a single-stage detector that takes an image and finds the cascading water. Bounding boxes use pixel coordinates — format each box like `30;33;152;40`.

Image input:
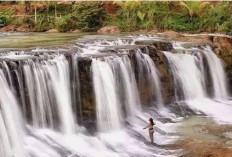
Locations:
1;34;232;157
45;56;76;134
164;42;232;123
202;46;229;99
92;55;142;132
92;58;123;132
164;51;206;100
0;70;25;157
22;55;76;133
135;50;163;105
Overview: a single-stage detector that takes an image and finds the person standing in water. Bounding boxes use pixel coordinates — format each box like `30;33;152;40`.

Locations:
143;118;155;143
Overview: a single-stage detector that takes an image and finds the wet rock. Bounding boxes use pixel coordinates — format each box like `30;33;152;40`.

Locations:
78;58;96;129
148;46;173;104
134;40;173;51
97;26;120;34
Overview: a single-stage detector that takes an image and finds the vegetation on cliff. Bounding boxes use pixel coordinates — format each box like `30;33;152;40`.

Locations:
0;1;231;35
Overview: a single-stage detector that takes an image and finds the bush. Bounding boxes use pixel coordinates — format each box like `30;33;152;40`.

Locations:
200;3;232;33
0;13;8;28
55;15;74;32
34;15;55;32
116;2;170;31
71;3;106;32
116;1;140;32
162;14;200;31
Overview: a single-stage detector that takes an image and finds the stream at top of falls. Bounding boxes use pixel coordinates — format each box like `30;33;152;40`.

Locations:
0;33;232;157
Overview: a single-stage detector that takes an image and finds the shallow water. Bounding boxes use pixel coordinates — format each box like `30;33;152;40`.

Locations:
177;115;232;142
0;32;87;49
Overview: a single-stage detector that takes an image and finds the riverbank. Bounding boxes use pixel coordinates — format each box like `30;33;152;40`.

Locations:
1;32;232;157
0;2;231;35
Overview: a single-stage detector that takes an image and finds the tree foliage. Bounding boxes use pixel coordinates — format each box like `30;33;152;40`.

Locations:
71;3;105;32
0;13;8;28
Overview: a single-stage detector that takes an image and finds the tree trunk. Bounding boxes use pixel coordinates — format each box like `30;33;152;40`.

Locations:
34;5;37;23
55;4;57;18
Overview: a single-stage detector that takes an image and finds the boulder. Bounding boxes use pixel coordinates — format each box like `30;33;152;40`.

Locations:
134;40;173;51
0;25;16;32
15;26;30;32
97;26;120;34
46;29;59;33
162;30;181;39
70;29;81;33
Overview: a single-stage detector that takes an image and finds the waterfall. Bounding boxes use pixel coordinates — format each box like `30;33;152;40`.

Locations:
92;58;123;132
166;43;230;101
23;55;76;133
92;55;142;132
135;51;163;105
45;56;76;134
163;42;232;123
0;70;25;157
0;34;231;157
115;56;141;116
203;46;229;99
164;51;206;100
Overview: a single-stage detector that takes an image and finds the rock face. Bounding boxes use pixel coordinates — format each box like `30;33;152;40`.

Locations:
213;37;232;94
78;58;96;131
97;26;120;34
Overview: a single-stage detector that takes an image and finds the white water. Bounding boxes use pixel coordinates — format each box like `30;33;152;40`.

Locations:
92;58;123;132
23;55;76;133
135;51;163;105
46;56;76;134
92;55;143;132
203;46;229;99
0;70;25;157
164;51;206;100
116;56;141;116
164;42;232;123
